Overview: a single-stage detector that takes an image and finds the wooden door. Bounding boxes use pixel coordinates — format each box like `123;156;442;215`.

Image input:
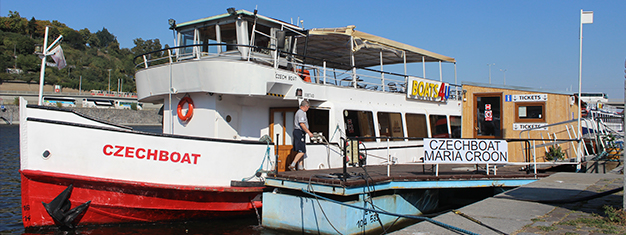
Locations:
270;108;298;172
474;93;503;139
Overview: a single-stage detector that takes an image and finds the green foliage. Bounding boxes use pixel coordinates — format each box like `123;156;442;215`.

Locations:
545;145;564;161
131;102;137;110
13;97;19;105
0;11;164;92
603;205;626;224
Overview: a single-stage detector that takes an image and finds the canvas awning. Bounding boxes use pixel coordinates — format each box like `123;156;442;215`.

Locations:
296;26;455;70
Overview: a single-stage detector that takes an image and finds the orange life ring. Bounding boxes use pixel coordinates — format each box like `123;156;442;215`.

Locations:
177;97;194;121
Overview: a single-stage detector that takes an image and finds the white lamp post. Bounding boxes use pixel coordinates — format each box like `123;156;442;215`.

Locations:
487;63;495;84
500;69;507;85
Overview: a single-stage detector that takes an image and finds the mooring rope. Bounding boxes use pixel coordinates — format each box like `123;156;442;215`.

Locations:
300;189;480;235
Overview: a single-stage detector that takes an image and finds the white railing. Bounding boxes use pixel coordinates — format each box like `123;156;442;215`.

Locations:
135;44;462;100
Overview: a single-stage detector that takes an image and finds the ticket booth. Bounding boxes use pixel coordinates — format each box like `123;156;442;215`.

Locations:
461;82;580;162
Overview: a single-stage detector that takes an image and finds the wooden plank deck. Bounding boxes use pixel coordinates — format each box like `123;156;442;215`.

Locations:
267;164;552;188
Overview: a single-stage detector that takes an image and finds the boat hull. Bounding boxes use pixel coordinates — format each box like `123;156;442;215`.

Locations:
19;102;270;228
21;169;263;228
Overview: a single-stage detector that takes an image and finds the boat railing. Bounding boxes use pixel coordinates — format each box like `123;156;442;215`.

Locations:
342;136;555;181
134;44;462;100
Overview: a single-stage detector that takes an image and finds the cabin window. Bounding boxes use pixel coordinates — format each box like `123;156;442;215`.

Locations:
219;22;238;51
197;25;220;53
307;109;329;141
377;112;404;141
450;116;462;138
405;113;428;138
180;30;195;55
515;102;545;122
249;23;272;54
344;110;375;141
430;115;449;138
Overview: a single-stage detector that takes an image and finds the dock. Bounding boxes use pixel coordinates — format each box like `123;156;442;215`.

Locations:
262;164;553;234
393;172;624;234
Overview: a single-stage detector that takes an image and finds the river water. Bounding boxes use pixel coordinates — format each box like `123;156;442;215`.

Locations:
0;125;285;235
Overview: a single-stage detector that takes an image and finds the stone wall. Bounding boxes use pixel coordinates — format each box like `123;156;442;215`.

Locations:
0;105;162;126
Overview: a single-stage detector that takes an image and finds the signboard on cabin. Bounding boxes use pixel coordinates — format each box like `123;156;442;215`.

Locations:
424;138;508;164
512;94;548;102
512;123;548;131
406;76;450;102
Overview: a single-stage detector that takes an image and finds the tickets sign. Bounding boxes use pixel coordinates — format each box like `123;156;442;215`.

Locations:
407;76;449;102
424;138;508;164
513;123;548;131
512;94;547;102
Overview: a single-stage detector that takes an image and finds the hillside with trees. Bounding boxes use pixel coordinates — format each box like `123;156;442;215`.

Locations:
0;11;166;93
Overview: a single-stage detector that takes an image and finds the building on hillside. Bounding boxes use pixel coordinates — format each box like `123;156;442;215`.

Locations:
461;82;580;163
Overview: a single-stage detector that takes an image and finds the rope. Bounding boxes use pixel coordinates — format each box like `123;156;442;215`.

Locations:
242;135;274;181
453;210;508;235
300;189;480;235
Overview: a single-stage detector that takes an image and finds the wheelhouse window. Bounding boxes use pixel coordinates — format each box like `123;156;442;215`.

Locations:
429;115;449;138
405;113;428;138
515;102;545;122
377;112;404;141
344;110;375;141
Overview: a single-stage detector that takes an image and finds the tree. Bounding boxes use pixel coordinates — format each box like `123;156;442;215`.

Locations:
95;27;116;48
61;28;84;49
27;17;37;38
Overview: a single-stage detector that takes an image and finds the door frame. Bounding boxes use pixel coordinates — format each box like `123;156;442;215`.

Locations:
473;93;503;139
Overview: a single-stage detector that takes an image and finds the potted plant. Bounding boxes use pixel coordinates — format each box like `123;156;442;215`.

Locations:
545;145;564;161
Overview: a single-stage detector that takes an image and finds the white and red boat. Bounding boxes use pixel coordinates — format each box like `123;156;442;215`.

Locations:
20;8;462;228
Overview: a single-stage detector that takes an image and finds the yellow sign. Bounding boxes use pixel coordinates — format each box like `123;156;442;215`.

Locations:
406;77;449;101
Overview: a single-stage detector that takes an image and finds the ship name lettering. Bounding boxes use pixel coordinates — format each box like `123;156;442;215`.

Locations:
103;144;201;164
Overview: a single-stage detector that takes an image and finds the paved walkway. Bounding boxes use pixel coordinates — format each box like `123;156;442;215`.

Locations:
394;172;625;235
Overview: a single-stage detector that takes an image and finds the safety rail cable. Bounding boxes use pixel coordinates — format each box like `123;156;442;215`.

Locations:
133;43;463;99
301;189;480;235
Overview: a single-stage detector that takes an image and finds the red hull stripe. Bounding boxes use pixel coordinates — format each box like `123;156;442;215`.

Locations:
20;170;264;228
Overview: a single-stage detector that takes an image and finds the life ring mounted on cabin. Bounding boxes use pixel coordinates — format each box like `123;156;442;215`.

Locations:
177;96;194;122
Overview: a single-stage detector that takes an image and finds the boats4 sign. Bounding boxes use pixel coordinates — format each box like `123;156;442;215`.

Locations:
512;94;547;102
424;138;508;164
407;76;449;102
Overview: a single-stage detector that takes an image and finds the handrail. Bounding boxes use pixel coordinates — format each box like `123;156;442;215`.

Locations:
339;136;559;180
133;43;463;99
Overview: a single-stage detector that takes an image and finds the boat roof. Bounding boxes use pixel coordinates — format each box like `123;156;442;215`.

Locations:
175;9;303;31
298;25;456;70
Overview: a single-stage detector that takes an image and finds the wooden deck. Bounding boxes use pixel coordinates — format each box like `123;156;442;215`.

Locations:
267;164;552;188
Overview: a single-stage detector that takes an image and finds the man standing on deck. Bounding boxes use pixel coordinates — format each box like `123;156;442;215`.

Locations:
290;100;313;171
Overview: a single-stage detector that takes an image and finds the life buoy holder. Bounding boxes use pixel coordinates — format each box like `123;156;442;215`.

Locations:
177;97;194;121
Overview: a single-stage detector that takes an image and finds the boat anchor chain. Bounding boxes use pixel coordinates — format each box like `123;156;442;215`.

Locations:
42;184;91;229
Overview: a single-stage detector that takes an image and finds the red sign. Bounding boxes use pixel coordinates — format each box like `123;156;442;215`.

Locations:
485;110;493;121
485;104;491;110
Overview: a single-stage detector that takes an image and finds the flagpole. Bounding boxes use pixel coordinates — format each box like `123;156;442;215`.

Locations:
577;9;593;171
577;9;583;170
37;26;65;105
37;26;50;105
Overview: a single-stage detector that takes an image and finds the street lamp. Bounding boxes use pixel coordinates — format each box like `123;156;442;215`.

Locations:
487;63;495;84
108;69;112;93
500;69;507;85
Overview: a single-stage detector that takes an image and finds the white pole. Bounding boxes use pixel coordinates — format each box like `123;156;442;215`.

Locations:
439;61;442;82
79;76;82;95
577;9;585;171
37;26;50;105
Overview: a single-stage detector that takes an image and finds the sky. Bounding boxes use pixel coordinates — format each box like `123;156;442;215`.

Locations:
2;0;625;100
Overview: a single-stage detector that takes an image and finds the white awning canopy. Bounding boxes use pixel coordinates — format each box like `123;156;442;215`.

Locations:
296;26;455;70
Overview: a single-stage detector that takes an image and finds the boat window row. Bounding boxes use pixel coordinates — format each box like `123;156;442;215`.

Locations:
341;110;461;141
